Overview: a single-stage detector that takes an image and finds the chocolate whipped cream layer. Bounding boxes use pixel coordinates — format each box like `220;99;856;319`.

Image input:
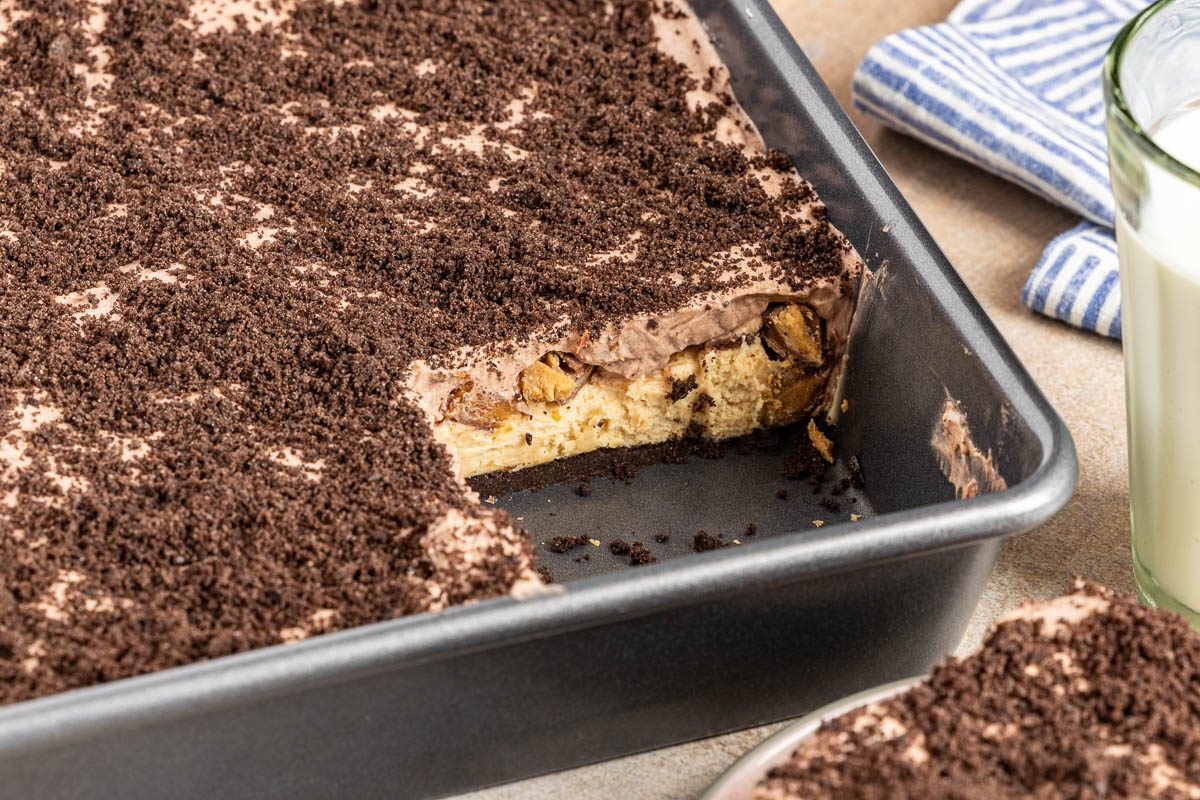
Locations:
755;581;1200;799
0;0;859;705
406;7;861;421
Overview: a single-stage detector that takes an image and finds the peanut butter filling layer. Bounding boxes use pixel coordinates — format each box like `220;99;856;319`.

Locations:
438;302;833;478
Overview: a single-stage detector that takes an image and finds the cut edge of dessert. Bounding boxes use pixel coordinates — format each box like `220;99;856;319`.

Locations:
406;4;862;485
419;291;851;482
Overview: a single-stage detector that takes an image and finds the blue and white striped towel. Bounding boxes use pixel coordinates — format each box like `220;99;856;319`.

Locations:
852;0;1149;339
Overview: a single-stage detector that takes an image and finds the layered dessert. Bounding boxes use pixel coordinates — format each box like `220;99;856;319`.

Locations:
0;0;861;704
755;581;1200;799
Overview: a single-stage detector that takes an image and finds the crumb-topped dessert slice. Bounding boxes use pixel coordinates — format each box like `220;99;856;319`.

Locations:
755;581;1200;799
408;10;859;480
0;0;861;705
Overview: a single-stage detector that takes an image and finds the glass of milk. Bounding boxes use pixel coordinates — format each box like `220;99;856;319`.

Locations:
1106;0;1200;626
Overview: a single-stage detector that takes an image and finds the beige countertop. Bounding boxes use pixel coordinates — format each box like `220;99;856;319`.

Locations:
461;1;1131;797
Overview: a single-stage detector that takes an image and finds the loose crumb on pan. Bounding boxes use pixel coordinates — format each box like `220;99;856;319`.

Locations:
806;420;835;463
693;531;726;552
548;536;592;554
627;543;657;566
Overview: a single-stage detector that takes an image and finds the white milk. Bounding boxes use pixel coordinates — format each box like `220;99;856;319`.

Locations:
1119;104;1200;613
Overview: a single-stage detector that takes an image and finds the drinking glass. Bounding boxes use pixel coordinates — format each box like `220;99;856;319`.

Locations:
1106;0;1200;625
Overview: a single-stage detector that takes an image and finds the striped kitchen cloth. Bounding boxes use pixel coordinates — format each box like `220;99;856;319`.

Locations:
851;0;1149;338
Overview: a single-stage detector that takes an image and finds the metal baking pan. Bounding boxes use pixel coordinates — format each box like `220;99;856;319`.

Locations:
0;1;1076;798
